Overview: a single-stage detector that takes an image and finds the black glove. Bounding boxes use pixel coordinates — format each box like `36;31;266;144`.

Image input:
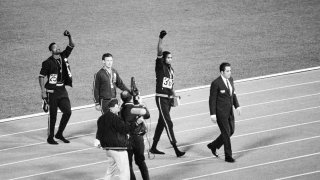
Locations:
63;30;70;37
159;30;167;39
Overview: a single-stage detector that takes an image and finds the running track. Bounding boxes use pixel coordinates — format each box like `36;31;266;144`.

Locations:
0;67;319;180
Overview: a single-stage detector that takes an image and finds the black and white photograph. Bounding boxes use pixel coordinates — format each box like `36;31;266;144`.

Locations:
0;0;319;179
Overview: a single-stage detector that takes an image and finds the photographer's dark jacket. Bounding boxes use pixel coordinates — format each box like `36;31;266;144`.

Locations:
120;103;150;136
93;68;129;104
39;45;74;90
155;55;174;97
96;110;136;150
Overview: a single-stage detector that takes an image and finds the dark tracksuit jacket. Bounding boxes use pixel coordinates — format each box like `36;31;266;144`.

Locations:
93;68;129;105
39;45;74;138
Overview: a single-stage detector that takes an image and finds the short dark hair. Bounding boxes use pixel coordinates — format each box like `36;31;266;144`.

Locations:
102;53;113;60
163;51;171;60
107;98;118;108
120;91;132;103
48;42;56;51
219;62;231;72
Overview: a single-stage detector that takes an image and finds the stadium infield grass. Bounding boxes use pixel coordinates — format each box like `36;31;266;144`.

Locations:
0;0;319;119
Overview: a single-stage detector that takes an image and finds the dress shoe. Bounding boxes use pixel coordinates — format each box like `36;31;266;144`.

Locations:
149;148;165;154
175;150;186;157
207;143;218;157
225;156;235;163
47;138;58;145
172;143;186;157
55;134;70;143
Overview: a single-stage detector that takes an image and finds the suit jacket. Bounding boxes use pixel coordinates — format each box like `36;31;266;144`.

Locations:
209;76;240;122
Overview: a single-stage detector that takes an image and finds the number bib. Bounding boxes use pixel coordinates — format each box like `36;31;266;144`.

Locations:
49;74;57;84
162;77;173;89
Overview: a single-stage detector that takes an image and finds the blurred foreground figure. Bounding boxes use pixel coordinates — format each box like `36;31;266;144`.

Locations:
95;98;145;180
121;91;150;180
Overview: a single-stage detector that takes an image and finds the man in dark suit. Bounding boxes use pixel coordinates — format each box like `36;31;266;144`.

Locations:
208;62;241;163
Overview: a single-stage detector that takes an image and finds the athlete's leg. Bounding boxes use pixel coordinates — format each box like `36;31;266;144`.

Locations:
47;93;58;143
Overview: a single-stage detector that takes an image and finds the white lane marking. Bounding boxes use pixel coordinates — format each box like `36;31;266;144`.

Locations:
8;136;320;180
1;105;319;152
182;152;320;180
238;80;320;96
242;93;320;108
179;89;320;106
93;136;320;180
0;133;93;152
2;117;319;171
173;106;320;135
172;120;320;149
148;136;320;173
0;119;96;138
0;147;94;167
274;170;320;180
7;160;107;180
1;67;319;123
1;91;319;139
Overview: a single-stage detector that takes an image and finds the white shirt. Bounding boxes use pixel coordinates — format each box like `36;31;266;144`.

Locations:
221;75;232;95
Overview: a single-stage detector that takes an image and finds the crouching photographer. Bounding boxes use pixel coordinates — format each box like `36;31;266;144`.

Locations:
94;98;145;180
120;91;150;180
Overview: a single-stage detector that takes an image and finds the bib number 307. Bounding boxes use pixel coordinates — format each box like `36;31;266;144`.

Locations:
162;77;173;89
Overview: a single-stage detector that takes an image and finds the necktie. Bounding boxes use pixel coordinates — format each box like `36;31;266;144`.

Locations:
226;79;231;95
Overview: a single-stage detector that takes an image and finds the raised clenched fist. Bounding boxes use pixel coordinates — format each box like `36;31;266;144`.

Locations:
63;30;70;37
159;30;167;39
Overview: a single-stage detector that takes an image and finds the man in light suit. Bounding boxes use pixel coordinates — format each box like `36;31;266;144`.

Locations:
208;62;241;163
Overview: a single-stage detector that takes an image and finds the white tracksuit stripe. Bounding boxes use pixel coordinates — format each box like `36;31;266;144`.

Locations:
47;93;50;137
157;97;173;142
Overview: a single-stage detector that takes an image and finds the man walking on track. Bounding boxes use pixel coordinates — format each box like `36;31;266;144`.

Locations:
149;30;185;157
208;62;241;162
93;53;129;114
39;30;75;145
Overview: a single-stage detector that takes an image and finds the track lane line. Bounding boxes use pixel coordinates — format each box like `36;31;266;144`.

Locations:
2;68;320;179
0;147;94;167
1;105;319;152
1;91;319;138
182;152;320;180
176;81;320;106
1;79;319;128
274;170;320;180
0;133;93;152
2;66;319;123
8;135;320;180
7;160;107;180
2;117;319;171
170;119;320;150
94;135;320;180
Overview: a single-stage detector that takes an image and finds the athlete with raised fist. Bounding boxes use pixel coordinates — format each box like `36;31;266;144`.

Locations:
39;30;75;145
149;30;185;157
